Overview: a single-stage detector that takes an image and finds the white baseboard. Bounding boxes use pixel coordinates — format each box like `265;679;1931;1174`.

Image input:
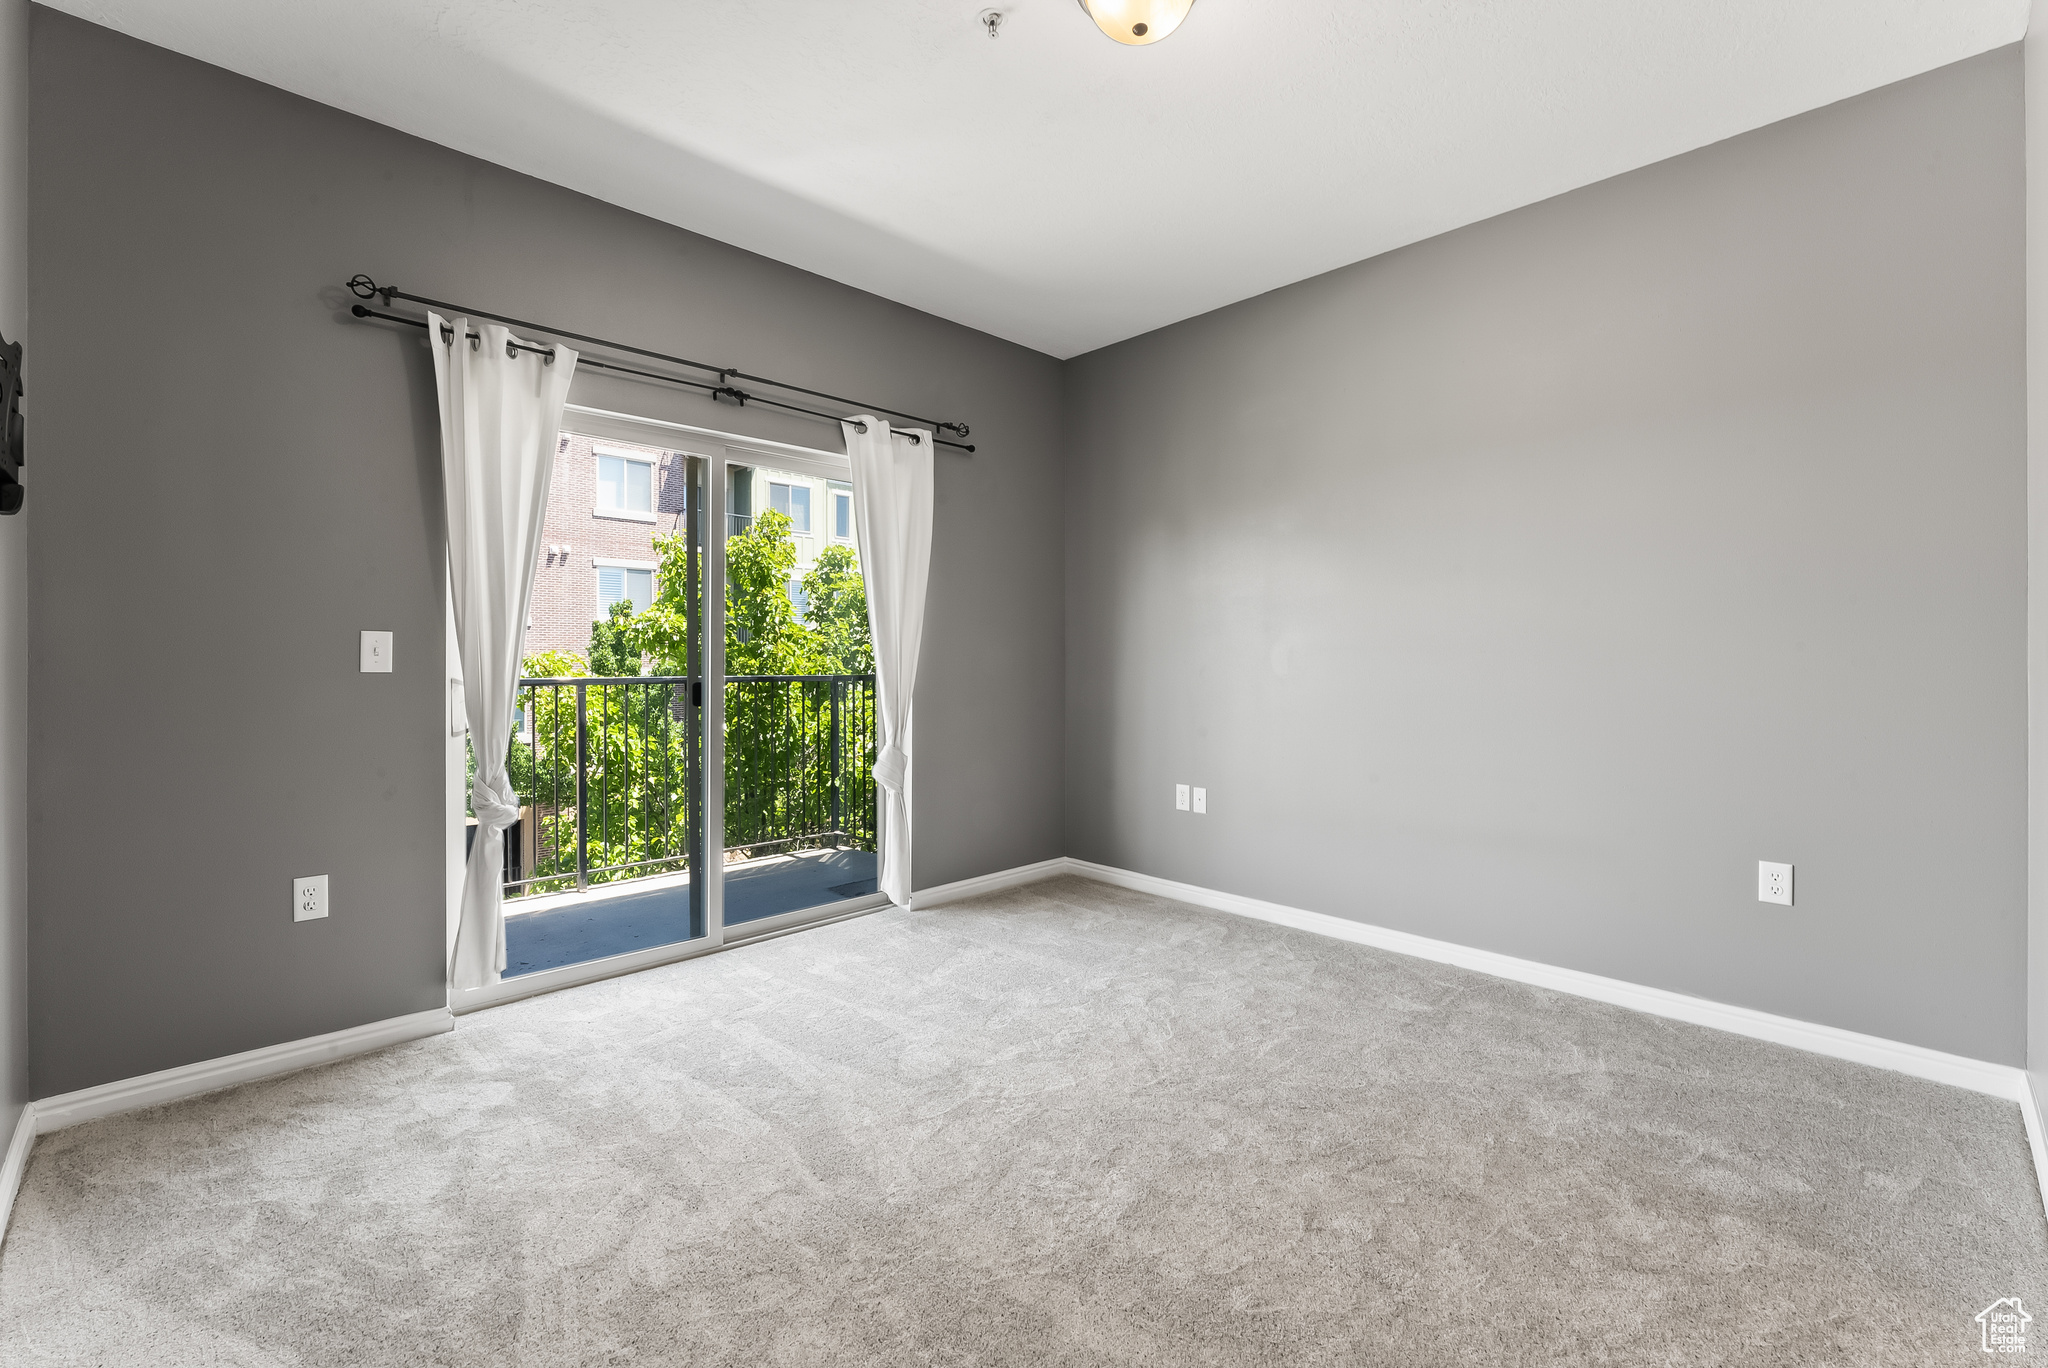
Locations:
32;1007;455;1135
1061;858;2028;1102
909;856;1071;911
0;1099;34;1250
2023;1074;2048;1220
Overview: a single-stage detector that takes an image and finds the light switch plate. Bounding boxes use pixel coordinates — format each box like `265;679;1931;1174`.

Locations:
1192;787;1207;814
294;874;329;922
1758;861;1792;906
360;630;393;673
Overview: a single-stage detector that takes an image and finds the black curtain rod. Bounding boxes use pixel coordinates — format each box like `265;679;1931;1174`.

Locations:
350;307;971;451
345;274;973;444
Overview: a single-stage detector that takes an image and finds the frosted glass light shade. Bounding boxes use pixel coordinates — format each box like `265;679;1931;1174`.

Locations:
1077;0;1197;45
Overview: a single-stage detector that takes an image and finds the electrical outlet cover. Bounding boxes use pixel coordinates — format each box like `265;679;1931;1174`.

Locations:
1175;784;1190;811
295;874;329;922
1757;861;1792;906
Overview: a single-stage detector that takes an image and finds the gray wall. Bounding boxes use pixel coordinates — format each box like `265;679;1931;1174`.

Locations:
0;0;23;1154
1064;47;2026;1064
27;8;1064;1098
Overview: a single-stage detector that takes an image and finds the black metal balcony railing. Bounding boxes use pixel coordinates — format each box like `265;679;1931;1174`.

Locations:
503;673;877;899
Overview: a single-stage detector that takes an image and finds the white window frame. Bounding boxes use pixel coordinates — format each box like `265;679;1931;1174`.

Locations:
766;478;813;534
592;443;659;523
830;484;854;542
593;557;659;615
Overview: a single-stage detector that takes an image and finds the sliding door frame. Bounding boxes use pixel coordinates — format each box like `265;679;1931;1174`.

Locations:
702;432;886;946
449;404;889;1015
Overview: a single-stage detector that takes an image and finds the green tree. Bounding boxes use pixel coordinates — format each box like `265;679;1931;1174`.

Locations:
616;532;695;678
717;509;828;676
802;543;872;674
523;647;587;678
502;506;878;892
505;646;585;841
615;508;866;677
588;601;642;676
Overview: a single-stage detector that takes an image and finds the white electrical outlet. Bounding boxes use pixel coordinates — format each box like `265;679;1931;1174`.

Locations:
1175;784;1190;811
1192;787;1207;814
360;630;393;673
1758;861;1792;906
294;874;329;922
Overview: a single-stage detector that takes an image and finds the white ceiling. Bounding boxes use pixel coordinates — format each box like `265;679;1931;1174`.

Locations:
49;0;2029;357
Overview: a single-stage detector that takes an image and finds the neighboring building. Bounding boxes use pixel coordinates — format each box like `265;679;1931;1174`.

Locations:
525;433;687;659
525;433;855;661
728;460;856;622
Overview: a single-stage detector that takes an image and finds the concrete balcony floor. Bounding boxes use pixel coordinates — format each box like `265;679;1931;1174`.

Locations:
502;847;879;978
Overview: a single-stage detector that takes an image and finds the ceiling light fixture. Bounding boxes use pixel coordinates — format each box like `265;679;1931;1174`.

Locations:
1076;0;1196;46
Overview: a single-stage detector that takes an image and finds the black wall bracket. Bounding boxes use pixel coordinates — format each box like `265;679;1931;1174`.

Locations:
0;333;21;515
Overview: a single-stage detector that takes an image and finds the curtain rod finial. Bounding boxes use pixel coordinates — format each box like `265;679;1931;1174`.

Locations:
346;273;397;306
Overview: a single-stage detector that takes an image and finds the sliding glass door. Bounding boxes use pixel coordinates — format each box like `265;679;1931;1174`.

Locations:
484;408;883;987
718;451;880;929
496;432;708;977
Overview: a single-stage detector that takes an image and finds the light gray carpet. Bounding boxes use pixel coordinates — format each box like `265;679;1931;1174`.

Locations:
1;875;2042;1365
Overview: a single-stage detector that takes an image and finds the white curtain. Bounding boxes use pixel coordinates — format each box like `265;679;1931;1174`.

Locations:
432;313;578;992
843;416;934;906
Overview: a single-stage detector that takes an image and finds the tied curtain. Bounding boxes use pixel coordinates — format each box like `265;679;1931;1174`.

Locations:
842;417;934;907
431;312;578;992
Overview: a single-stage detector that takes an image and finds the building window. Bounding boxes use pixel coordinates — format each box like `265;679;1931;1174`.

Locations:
832;485;852;540
767;481;811;533
596;451;655;519
597;563;655;615
728;466;753;537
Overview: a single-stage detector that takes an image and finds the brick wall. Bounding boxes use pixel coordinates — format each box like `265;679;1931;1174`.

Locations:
524;433;691;661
